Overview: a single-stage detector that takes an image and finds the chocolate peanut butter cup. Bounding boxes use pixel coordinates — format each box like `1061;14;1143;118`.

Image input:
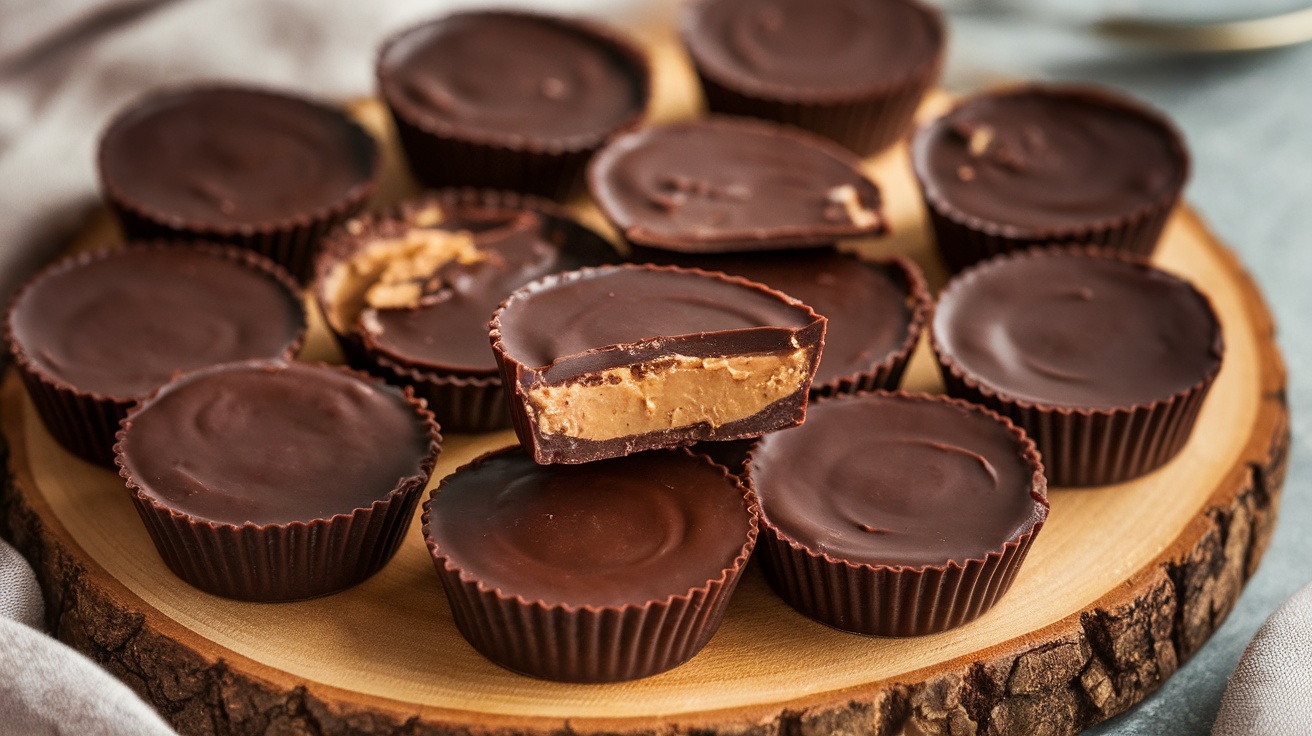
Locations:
681;0;944;155
98;85;381;281
422;447;757;682
490;264;826;464
6;243;305;466
116;360;441;602
931;247;1223;486
746;390;1048;637
911;85;1189;273
636;248;930;396
588;117;886;254
314;189;621;432
377;10;650;200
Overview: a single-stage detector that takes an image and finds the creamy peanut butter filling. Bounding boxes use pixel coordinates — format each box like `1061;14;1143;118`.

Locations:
321;207;488;332
826;184;882;230
527;348;812;441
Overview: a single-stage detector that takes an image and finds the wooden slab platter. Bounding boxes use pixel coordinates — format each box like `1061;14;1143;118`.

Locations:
0;18;1288;736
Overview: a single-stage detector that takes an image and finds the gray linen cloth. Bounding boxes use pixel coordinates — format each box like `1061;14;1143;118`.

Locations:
0;1;1307;734
1212;580;1312;736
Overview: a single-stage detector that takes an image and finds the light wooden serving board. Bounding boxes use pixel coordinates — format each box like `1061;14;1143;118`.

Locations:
0;21;1288;736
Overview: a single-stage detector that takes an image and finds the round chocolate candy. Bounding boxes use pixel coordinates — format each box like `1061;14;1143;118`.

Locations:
931;247;1223;486
747;390;1047;636
98;85;380;279
911;85;1189;272
422;447;756;682
681;0;944;154
117;360;440;601
6;243;305;466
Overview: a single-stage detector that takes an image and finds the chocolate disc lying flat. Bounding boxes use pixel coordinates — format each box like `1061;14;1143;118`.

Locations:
119;361;435;527
912;86;1188;234
491;264;826;464
588;117;885;252
99;86;378;230
933;249;1222;410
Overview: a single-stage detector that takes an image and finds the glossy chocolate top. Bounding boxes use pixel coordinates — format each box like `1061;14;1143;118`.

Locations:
494;265;822;381
934;250;1223;409
378;12;647;143
682;0;942;96
913;86;1187;232
589;118;885;251
641;250;917;386
8;246;304;399
99;86;377;229
427;448;752;607
750;392;1043;568
364;209;619;375
119;362;435;527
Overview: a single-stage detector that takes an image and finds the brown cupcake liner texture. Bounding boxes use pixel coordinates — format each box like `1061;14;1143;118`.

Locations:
422;448;758;682
99;85;382;283
6;242;306;468
757;515;1042;637
116;363;441;602
936;359;1215;488
374;354;510;433
930;246;1222;487
378;11;651;201
923;197;1176;275
748;391;1048;637
690;55;940;158
680;0;945;156
911;85;1189;274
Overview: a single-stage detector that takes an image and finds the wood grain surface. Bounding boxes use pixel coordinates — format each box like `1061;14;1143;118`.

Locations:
0;20;1289;736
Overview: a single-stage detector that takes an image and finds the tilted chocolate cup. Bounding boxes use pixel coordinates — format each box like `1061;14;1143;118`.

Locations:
98;84;382;282
6;242;306;467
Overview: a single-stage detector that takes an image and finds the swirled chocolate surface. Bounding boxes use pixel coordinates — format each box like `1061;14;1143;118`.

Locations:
119;362;433;526
428;448;751;607
934;251;1223;409
912;87;1187;231
588;119;884;251
9;246;303;398
378;12;646;142
639;249;913;385
99;86;376;228
750;393;1040;568
495;265;820;377
682;0;941;95
365;210;620;375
